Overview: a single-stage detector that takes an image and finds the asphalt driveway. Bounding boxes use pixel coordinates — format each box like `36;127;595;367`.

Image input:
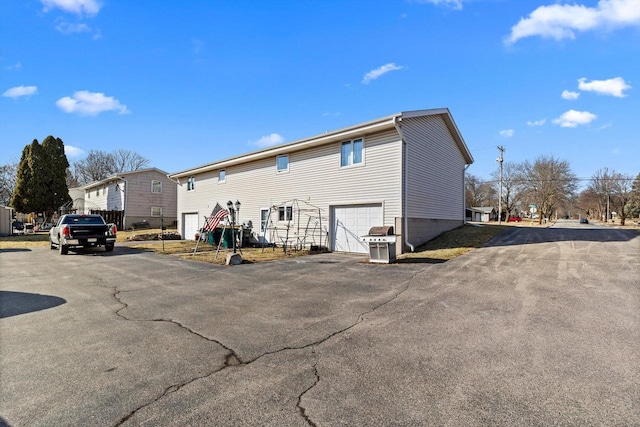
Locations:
1;224;638;426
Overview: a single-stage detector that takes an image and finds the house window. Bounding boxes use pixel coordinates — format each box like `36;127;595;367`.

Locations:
151;206;162;217
278;206;293;221
341;138;363;167
218;169;226;183
151;180;162;193
187;176;195;191
276;155;289;173
96;188;100;196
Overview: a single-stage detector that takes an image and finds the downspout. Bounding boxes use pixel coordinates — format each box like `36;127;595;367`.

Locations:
464;164;471;224
393;116;415;252
116;176;128;229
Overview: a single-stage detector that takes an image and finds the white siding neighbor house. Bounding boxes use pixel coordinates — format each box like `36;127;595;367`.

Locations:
81;168;177;230
169;109;473;255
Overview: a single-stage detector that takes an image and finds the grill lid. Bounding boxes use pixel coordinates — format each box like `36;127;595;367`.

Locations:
368;226;394;236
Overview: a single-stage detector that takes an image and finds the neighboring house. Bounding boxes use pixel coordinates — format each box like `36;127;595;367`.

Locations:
468;207;497;222
66;187;86;214
0;205;13;236
81;168;177;230
169;109;474;255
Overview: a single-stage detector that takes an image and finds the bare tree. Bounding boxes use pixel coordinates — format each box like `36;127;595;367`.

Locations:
610;172;635;225
112;149;149;172
465;173;496;208
72;150;116;185
0;161;18;206
72;149;150;185
491;161;522;221
586;168;616;222
518;155;578;224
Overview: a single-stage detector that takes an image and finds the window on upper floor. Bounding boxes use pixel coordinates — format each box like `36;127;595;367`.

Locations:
187;176;195;191
276;155;289;173
218;169;226;183
341;138;363;167
151;206;162;217
152;180;162;193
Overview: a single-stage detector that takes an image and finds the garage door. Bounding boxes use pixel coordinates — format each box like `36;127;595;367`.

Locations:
332;204;382;253
183;213;199;241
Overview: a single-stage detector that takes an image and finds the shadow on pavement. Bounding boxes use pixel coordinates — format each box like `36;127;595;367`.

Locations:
485;227;638;248
0;248;32;253
0;291;66;319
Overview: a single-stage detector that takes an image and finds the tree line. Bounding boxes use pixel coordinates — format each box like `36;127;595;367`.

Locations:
1;135;149;218
466;155;640;225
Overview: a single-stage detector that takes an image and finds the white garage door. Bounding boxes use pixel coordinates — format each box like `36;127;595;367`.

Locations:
183;213;199;241
332;204;382;253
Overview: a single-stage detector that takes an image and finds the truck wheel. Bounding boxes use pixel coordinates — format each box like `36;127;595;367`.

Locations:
59;242;68;255
105;244;114;252
50;239;56;250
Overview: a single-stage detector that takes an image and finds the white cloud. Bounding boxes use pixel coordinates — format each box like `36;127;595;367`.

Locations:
499;129;514;138
55;21;91;34
2;85;38;99
415;0;464;10
362;63;404;84
553;110;597;128
527;118;546;126
561;90;580;100
56;90;130;116
578;77;631;97
251;133;285;148
40;0;102;17
506;0;640;44
4;62;22;71
64;145;84;158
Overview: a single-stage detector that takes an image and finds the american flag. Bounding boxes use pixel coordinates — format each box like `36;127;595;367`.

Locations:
203;203;228;232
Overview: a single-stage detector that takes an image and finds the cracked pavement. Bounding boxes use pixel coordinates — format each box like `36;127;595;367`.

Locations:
1;224;639;426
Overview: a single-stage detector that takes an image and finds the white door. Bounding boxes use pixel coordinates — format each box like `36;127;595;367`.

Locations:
259;208;270;243
183;213;199;241
332;204;382;253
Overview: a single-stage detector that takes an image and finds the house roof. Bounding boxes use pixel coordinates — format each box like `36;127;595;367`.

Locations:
81;167;169;190
169;108;473;179
469;207;496;214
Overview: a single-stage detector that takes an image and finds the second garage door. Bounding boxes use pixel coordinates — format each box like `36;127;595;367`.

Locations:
332;204;383;253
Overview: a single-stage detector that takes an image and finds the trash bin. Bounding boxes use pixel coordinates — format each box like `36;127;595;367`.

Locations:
222;229;235;248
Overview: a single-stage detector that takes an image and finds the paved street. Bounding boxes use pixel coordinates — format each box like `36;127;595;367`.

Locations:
1;223;639;426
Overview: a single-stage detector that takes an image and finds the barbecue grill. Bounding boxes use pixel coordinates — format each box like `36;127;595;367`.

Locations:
360;226;396;263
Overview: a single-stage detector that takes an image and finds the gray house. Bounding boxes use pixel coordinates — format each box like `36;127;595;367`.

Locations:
81;168;177;230
169;109;474;255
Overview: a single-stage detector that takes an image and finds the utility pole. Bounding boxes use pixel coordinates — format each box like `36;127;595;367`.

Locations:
496;146;505;225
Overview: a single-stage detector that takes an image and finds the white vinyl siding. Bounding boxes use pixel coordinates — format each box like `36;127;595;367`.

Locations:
175;129;402;241
403;115;466;220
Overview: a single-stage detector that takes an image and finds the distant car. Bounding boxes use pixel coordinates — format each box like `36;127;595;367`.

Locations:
580;218;589;224
12;220;24;233
508;216;522;222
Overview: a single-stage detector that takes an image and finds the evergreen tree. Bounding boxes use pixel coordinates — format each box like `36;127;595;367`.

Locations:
10;136;72;217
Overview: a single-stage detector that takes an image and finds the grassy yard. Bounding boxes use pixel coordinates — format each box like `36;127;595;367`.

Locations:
0;223;509;264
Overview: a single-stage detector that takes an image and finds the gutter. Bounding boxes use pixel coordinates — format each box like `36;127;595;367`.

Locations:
115;176;128;229
464;164;471;224
393;115;415;253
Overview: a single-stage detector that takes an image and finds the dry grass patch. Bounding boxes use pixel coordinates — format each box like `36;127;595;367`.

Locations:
397;224;507;263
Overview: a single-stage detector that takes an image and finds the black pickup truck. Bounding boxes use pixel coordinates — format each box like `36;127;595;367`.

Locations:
49;214;117;255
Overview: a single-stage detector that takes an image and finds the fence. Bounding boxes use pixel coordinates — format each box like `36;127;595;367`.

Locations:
90;210;124;230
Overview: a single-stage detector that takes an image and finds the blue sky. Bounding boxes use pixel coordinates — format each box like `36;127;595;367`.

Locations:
1;0;639;185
